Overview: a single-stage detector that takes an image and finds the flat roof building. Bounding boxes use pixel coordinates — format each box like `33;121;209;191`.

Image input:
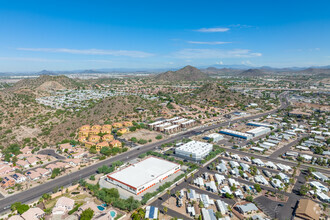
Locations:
203;133;224;142
219;129;253;140
295;199;320;220
175;141;213;161
106;156;180;195
246;127;271;137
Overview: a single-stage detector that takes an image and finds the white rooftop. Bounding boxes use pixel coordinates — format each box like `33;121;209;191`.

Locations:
176;141;213;155
107;157;179;189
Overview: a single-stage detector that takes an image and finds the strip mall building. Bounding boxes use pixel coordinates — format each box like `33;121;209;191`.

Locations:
106;156;180;195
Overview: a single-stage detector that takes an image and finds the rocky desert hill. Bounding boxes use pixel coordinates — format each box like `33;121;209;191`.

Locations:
8;75;81;95
238;68;267;77
155;65;209;81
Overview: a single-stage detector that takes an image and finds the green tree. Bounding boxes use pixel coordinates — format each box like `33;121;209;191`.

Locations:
254;184;262;193
100;147;112;156
80;208;94;220
245;195;253;202
11;202;29;214
299;185;309;196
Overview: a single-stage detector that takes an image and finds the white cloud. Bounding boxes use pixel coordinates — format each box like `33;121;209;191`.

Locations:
229;24;254;28
216;61;223;65
17;48;154;58
86;59;113;63
173;49;262;59
0;57;65;62
195;27;229;33
187;41;231;45
241;60;253;65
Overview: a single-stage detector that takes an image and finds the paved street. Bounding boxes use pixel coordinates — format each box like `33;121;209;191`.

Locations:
38;149;66;160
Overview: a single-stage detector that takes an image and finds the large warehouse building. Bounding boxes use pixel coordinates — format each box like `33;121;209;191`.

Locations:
175;141;213;161
106;157;180;195
219;129;253;140
246;127;271;137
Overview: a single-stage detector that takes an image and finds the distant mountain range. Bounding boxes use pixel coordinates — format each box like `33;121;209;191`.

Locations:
1;64;330;77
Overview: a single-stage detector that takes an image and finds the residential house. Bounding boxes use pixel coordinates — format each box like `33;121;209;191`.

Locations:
89;135;101;143
112;122;123;128
1;176;16;189
102;124;112;130
8;215;24;220
67;159;82;167
102;134;114;142
26;157;39;166
91;125;102;130
78;202;99;214
59;143;73;152
89;128;100;136
96;141;109;151
26;170;41;181
0;164;13;175
35;168;51;177
52;197;75;215
78;130;89;138
84;141;95;148
78;136;87;143
123;121;133;127
72;148;87;159
12;173;27;184
16;160;30;169
236;203;258;214
110;140;122;148
117;128;128;134
20;147;32;155
21;207;45;220
79;125;90;131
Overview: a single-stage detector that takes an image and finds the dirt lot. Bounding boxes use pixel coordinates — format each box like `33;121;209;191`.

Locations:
121;129;166;143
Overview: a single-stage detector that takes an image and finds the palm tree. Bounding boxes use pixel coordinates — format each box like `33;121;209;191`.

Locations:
175;190;180;199
167;190;171;204
163;206;168;216
190;173;195;184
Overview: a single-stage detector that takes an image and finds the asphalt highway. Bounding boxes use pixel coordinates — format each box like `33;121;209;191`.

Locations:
0;93;290;213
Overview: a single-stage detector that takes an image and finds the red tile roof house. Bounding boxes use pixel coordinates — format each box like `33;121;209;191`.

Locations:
36;154;49;161
0;164;14;175
26;170;41;181
66;159;82;167
52;197;75;215
17;153;34;159
16;160;30;169
20;146;32;154
35;168;51;177
56;162;69;169
21;207;45;220
72;148;88;159
59;143;74;152
11;173;27;184
26;156;39;166
1;176;16;189
46;162;67;171
8;215;24;220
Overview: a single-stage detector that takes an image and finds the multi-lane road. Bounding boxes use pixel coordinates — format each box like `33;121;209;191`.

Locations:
0;92;291;213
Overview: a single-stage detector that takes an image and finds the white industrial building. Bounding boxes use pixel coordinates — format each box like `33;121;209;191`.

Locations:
175;141;213;161
246;127;271;137
204;133;224;142
219;129;253;140
106;156;180;195
247;121;276;129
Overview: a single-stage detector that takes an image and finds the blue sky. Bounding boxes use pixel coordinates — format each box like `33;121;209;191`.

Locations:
0;0;330;72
